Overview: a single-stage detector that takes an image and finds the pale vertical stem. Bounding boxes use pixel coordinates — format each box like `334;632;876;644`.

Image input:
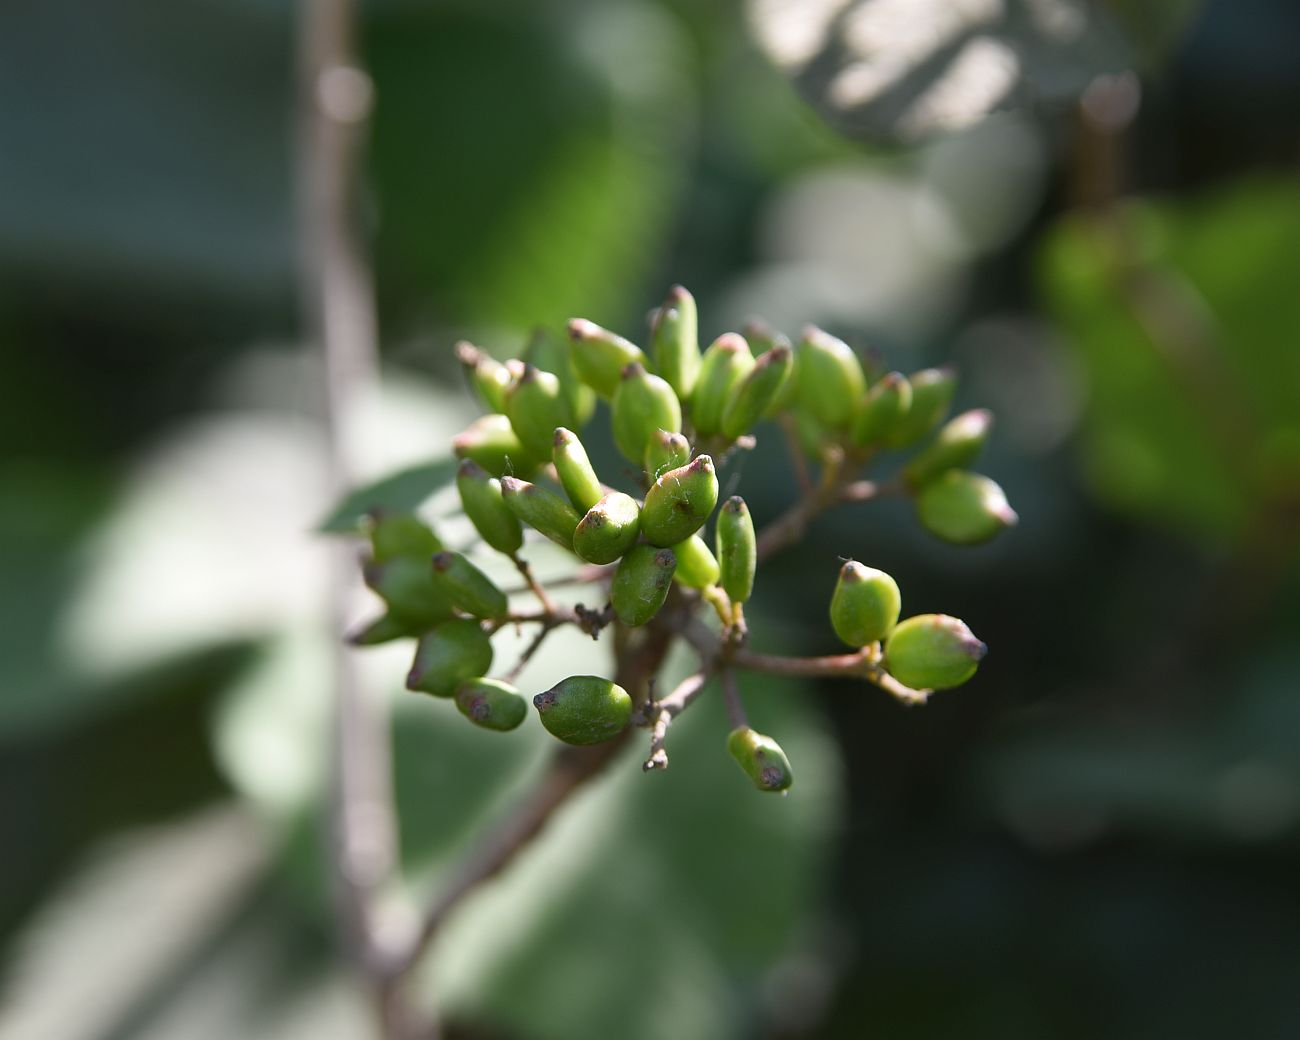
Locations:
296;1;417;1036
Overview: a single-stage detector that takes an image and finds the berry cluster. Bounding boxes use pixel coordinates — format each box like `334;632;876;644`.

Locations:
352;286;1016;793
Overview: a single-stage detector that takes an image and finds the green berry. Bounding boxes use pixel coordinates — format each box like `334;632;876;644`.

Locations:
567;318;646;398
727;727;793;792
715;495;756;604
455;677;528;732
611;544;677;626
431;551;508;619
534;675;633;745
456;459;524;555
640;455;719;547
885;366;956;448
744;322;797;417
692;333;754;438
364;557;455;628
612;361;682;465
452;413;538;479
553;427;604;512
506;364;572;457
650;285;701;399
904;409;993;488
366;510;441;563
455;341;513;414
721;342;793;439
796;326;867;429
829;561;901;647
524;331;596;429
884;614;986;690
850;371;912;446
644;428;691;479
915;470;1017;545
407;618;494;697
499;476;581;550
671;533;720;589
573;492;642;565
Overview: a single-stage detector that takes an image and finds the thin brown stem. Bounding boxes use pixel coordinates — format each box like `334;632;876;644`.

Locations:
511;553;556;613
720;669;748;728
733;646;929;705
641;669;711;771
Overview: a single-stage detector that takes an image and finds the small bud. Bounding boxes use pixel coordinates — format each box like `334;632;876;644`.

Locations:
903;409;993;487
505;364;572;457
452;413;539;479
829;561;901;647
640;455;719;547
721;343;794;439
573;492;642;565
885;366;956;448
644;428;691;479
567;318;647;398
348;611;418;646
552;427;604;512
533;674;633;745
915;470;1018;545
499;476;581;550
796;326;867;429
671;533;720;589
715;495;756;604
727;727;793;792
850;371;912;446
611;362;683;465
456;459;524;555
884;614;986;690
455;341;512;413
611;544;677;626
691;333;754;437
366;510;441;563
431;551;509;619
455;677;528;732
650;285;702;398
364;557;456;628
406;618;494;698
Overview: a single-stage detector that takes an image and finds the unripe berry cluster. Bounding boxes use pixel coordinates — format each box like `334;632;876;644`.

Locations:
351;286;1015;793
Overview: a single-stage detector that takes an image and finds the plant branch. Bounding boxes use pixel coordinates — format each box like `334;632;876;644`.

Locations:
733;646;930;705
720;668;748;728
640;669;712;771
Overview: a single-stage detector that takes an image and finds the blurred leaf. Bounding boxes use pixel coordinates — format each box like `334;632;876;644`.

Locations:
318;457;458;534
747;0;1131;144
368;3;696;331
1039;178;1300;547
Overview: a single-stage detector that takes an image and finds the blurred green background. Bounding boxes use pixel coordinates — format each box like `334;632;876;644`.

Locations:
3;0;1300;1037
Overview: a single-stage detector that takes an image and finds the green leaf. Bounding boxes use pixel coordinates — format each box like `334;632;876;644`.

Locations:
317;458;458;535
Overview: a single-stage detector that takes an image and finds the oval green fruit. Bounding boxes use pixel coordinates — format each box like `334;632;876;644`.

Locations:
533;674;633;745
915;470;1017;545
500;476;582;550
452;413;538;479
850;371;912;446
505;364;572;457
727;727;793;792
431;551;508;619
721;342;793;439
553;427;604;513
691;333;754;437
671;533;720;589
644;428;691;480
573;492;642;565
612;361;682;465
456;459;524;555
903;409;993;488
885;366;956;448
884;613;986;690
455;677;528;732
715;495;756;604
567;318;646;398
364;556;456;628
406;618;494;697
455;341;512;413
829;561;901;647
650;285;701;399
611;544;677;626
796;326;867;429
365;510;441;563
640;455;719;547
